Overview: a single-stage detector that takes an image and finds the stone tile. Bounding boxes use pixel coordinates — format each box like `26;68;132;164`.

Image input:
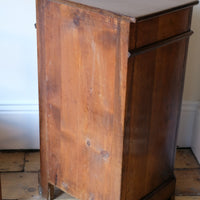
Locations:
1;172;39;199
175;169;200;196
0;152;24;172
175;149;200;169
25;152;40;172
175;197;200;200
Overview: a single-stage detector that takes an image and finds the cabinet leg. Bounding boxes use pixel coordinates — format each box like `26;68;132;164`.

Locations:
48;183;54;200
169;194;175;200
39;172;49;198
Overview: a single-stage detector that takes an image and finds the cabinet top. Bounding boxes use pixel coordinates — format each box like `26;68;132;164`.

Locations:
54;0;198;22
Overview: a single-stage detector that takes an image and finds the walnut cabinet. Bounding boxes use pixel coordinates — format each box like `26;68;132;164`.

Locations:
36;0;198;199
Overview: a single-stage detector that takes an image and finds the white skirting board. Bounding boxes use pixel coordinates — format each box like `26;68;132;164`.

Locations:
177;101;199;147
0;104;39;149
177;101;200;163
191;107;200;163
0;102;199;162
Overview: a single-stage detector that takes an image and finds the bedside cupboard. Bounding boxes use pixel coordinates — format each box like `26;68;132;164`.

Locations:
36;0;199;199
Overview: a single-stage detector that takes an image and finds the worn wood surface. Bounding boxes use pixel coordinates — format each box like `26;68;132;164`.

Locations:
175;169;200;196
25;152;40;172
1;172;39;199
36;0;197;199
0;152;24;172
0;150;199;199
39;1;129;200
175;149;199;169
36;0;49;197
51;0;198;22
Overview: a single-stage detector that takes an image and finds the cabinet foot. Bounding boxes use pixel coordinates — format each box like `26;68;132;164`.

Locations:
39;172;49;198
47;183;54;200
169;194;175;200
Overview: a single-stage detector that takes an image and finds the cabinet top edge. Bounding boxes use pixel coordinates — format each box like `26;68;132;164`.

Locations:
50;0;199;22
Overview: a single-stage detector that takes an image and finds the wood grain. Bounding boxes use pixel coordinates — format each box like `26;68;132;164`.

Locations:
129;8;192;49
41;1;129;199
1;172;39;199
0;150;199;199
36;0;50;197
175;149;200;169
175;169;200;196
36;0;197;199
121;38;189;200
0;152;24;172
25;152;40;172
141;178;176;200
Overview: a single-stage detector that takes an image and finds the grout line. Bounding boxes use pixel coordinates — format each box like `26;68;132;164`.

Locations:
0;171;23;173
23;152;26;172
0;150;39;153
0;171;39;173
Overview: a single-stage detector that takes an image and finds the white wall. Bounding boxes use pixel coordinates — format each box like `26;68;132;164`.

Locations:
183;4;200;101
0;0;39;149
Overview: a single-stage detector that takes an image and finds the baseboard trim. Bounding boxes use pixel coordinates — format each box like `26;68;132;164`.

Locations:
176;101;200;163
191;105;200;163
0;104;39;149
177;101;199;147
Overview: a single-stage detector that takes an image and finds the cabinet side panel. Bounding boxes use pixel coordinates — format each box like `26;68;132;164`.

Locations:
43;2;129;200
122;38;189;200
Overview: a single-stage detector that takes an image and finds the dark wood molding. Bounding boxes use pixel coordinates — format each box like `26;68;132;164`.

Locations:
129;31;193;56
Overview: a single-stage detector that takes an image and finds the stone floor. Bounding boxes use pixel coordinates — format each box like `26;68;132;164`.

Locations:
0;148;200;199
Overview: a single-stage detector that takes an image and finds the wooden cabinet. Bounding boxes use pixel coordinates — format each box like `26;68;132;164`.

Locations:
36;0;198;199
